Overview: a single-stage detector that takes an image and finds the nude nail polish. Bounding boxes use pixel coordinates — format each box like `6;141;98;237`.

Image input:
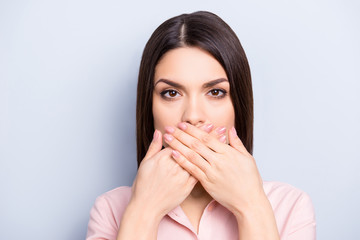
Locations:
178;122;187;130
205;123;214;132
216;127;226;135
164;134;173;142
165;126;175;133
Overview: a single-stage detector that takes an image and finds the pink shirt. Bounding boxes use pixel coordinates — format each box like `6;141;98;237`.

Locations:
86;181;316;240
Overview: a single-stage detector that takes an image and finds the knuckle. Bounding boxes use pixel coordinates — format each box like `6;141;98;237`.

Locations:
171;164;181;174
201;134;212;144
186;151;198;161
177;155;186;164
180;168;190;178
190;139;203;151
177;157;188;169
206;169;217;182
157;156;166;165
188;165;197;176
173;130;184;140
212;160;223;172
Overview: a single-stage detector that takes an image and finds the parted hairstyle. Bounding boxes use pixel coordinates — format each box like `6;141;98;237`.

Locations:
136;11;253;168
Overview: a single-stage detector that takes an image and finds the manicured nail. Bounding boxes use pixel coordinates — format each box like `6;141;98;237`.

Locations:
178;122;187;130
164;134;173;142
165;126;175;133
205;123;214;132
153;130;159;141
219;135;226;143
172;150;180;158
231;127;237;136
216;127;226;135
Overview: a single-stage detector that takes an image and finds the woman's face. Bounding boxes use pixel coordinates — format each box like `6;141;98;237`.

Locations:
152;47;235;144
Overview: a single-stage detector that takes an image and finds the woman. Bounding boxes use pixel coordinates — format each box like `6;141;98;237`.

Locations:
86;11;316;240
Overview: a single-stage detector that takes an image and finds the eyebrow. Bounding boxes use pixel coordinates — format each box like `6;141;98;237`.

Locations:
154;78;228;89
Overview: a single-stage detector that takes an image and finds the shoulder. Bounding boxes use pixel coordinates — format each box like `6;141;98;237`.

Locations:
263;181;316;238
263;181;309;198
263;181;314;212
92;186;132;216
86;186;132;239
263;181;313;207
96;186;132;204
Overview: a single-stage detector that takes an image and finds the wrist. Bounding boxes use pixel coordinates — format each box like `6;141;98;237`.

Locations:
117;200;163;240
232;190;270;219
233;193;280;240
125;199;164;224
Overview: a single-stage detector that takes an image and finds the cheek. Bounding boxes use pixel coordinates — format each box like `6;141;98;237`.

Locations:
152;99;180;134
208;102;235;127
210;104;235;144
152;101;181;148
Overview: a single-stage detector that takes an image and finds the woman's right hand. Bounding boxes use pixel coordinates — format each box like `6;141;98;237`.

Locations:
118;130;196;240
129;129;198;219
117;125;225;240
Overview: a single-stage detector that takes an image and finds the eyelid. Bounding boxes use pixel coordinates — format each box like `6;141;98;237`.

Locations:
206;88;227;98
160;89;181;100
159;88;228;100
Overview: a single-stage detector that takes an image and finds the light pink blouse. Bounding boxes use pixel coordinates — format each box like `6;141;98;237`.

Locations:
86;181;316;240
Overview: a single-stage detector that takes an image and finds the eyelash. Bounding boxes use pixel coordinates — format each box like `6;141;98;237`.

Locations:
160;88;228;101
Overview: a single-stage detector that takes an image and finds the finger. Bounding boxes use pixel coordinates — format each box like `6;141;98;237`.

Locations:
199;124;227;143
199;123;213;133
165;126;218;164
213;126;227;143
172;150;207;182
143;129;163;160
187;175;198;187
164;133;211;172
177;122;226;153
228;126;248;154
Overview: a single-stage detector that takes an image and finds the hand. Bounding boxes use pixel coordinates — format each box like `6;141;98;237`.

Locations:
129;130;197;219
163;122;265;215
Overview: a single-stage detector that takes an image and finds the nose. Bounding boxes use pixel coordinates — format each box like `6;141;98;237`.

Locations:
181;97;206;127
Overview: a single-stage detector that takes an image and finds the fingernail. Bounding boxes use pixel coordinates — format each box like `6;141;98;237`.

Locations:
165;126;175;134
153;130;159;141
205;123;214;132
231;127;237;136
178;122;187;130
219;135;226;143
216;127;226;135
172;150;180;158
164;134;173;142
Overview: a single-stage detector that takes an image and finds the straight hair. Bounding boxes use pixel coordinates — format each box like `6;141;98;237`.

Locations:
136;11;253;167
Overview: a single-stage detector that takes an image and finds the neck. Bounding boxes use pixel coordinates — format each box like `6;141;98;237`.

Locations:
183;182;212;203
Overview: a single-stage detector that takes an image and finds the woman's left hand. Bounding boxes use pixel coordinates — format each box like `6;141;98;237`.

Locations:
163;122;266;215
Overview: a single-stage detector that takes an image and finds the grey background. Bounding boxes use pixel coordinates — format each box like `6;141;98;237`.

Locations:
1;0;359;239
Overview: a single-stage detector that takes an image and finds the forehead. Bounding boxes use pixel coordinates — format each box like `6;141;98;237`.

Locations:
154;47;227;85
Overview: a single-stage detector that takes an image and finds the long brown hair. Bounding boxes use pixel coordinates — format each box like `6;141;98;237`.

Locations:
136;11;253;168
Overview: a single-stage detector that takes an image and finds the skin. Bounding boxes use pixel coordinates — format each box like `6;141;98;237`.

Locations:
116;47;280;240
152;46;235;140
152;46;235;222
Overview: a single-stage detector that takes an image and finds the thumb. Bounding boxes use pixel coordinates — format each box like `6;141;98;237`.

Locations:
143;129;163;160
184;176;198;196
187;175;198;187
229;126;248;154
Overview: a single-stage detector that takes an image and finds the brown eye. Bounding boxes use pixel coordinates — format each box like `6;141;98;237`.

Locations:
169;90;177;97
211;89;220;96
160;89;180;100
207;88;227;99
